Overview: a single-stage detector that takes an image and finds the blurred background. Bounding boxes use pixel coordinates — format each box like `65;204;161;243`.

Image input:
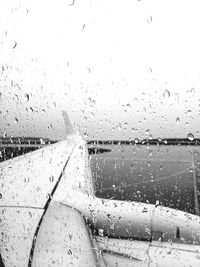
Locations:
0;0;199;140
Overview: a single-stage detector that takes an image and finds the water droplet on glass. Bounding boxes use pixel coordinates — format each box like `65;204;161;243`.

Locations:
187;133;194;141
49;175;54;182
148;150;153;156
145;129;150;135
124;122;128;129
186;109;192;115
98;228;104;236
14;117;18;124
117;124;122;131
163;89;170;98
190;88;195;94
12;42;17;49
134;138;139;144
24;93;29;102
84;132;89;138
176;117;180;124
40;138;45;145
159;163;163;171
175;93;179;103
146;16;152;23
130;164;134;170
68;0;75;6
188;167;194;173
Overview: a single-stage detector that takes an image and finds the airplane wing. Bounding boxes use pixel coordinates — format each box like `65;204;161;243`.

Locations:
1;133;200;266
0;134;103;266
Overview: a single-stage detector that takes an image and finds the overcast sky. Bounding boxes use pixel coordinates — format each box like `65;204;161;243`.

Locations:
0;0;199;140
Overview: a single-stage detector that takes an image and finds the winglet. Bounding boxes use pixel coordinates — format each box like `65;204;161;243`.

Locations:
62;111;76;136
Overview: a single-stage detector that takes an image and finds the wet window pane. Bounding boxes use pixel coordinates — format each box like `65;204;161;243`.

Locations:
1;0;200;266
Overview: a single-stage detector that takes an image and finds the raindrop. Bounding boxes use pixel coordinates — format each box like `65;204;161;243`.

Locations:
40;138;45;145
146;16;152;23
130;164;134;170
190;88;195;94
67;249;73;255
148;150;153;156
124;122;128;129
147;161;151;167
84;132;89;138
145;129;150;135
24;93;29;102
176;117;180;124
14;117;18;124
81;24;86;32
49;175;54;182
49;124;53;130
163;89;170;98
92;99;96;105
174;93;179;103
12;42;17;49
186;109;192;115
126;103;131;109
188;167;194;173
98;228;104;236
134;138;139;144
0;193;2;199
159;163;163;171
117;124;122;131
68;0;75;6
187;133;194;141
